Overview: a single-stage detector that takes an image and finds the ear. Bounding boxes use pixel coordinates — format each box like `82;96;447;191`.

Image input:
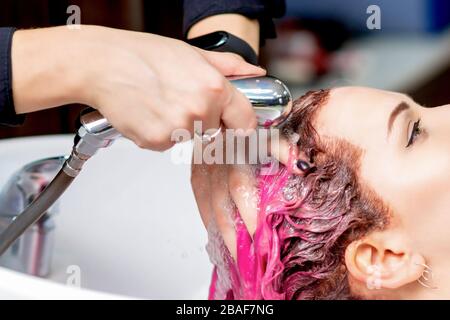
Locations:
345;229;426;290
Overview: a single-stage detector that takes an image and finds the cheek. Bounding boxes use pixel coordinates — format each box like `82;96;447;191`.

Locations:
398;106;450;246
361;146;450;253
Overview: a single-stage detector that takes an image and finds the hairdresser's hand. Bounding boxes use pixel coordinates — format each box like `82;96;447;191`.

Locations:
12;25;265;151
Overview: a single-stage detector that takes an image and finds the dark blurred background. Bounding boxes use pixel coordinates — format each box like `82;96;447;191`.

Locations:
0;0;449;139
266;0;450;109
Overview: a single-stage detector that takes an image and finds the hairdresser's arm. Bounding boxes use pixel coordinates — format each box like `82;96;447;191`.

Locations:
183;0;286;50
8;25;266;150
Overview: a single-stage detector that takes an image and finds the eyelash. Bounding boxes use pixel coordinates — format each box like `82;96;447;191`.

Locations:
406;119;422;148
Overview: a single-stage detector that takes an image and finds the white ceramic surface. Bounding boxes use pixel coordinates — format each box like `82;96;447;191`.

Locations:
0;135;212;299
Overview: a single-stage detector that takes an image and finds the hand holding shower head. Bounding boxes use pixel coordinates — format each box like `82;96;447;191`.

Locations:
65;76;293;181
71;75;293;158
74;75;292;146
0;75;293;255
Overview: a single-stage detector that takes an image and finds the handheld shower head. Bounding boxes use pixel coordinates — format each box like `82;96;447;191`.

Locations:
230;76;293;128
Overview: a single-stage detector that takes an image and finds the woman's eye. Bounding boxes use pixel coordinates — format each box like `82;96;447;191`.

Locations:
406;119;422;148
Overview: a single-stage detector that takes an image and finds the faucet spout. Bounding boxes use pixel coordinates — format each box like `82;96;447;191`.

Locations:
0;156;66;276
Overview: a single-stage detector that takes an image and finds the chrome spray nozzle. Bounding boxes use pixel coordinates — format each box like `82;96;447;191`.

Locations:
63;108;121;178
230;76;293;128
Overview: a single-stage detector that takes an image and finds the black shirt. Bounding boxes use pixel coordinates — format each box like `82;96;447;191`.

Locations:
183;0;286;42
0;0;285;127
0;27;24;126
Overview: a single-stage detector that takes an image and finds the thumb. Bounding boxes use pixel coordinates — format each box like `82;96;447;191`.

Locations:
197;49;266;77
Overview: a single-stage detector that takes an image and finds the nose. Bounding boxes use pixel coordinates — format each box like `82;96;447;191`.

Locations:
425;103;450;147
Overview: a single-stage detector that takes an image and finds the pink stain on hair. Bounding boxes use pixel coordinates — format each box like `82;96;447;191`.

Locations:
209;146;298;300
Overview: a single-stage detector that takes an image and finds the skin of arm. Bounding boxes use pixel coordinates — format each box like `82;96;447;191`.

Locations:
187;13;260;55
11;26;90;112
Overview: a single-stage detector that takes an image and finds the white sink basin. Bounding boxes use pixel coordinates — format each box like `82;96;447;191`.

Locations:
0;135;211;299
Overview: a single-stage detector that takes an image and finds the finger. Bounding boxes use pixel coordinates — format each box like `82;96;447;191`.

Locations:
193;100;222;141
103;106;175;151
220;82;257;133
267;132;293;166
266;130;304;174
198;50;266;77
228;164;258;237
136;121;176;151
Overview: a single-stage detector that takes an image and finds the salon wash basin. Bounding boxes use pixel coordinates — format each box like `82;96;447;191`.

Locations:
0;135;212;299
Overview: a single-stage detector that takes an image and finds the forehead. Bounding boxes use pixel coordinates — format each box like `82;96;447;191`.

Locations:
314;87;409;148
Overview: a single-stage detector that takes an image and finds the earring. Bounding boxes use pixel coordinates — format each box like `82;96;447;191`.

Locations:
416;262;438;289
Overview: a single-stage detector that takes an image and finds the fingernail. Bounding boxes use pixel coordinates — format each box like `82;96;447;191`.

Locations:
296;160;311;172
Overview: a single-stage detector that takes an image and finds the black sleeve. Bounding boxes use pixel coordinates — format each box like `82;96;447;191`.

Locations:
182;0;286;44
0;27;25;127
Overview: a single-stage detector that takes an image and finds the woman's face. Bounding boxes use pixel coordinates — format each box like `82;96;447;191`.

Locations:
191;86;450;298
314;87;450;291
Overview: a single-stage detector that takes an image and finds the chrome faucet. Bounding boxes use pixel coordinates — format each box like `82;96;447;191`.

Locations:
0;156;66;276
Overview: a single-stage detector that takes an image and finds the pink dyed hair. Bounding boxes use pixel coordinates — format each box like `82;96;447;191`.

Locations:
256;89;390;299
208;89;391;300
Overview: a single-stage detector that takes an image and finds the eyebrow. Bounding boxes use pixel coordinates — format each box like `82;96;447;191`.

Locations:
387;102;410;136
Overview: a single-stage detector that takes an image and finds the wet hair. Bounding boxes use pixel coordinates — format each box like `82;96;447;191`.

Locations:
256;89;391;299
207;89;391;300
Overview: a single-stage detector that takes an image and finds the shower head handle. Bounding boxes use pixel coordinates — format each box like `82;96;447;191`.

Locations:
74;75;293;155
